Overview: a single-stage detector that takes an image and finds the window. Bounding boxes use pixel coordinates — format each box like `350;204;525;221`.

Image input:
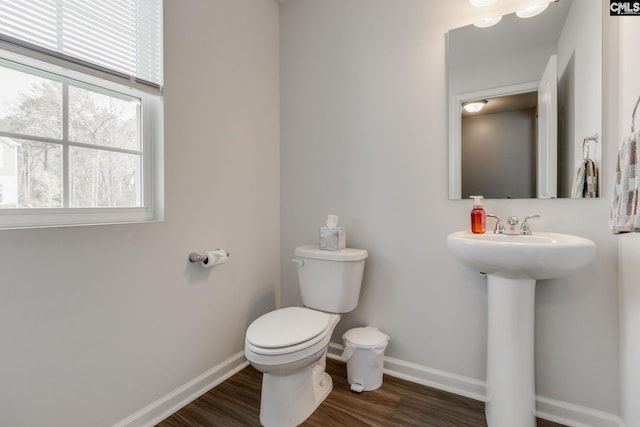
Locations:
0;0;162;229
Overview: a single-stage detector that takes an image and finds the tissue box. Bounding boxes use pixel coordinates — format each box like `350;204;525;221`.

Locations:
320;226;346;250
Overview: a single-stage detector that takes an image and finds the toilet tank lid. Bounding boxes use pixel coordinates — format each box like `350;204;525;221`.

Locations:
294;245;368;261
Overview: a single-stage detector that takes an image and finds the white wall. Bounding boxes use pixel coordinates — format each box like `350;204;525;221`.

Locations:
557;0;603;197
280;0;619;415
617;15;640;427
620;235;640;427
0;1;280;426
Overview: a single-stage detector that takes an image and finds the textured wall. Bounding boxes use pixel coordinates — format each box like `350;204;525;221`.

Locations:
280;0;619;414
0;1;280;425
617;15;640;427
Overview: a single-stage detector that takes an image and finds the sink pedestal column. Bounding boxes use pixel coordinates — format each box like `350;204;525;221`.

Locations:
485;275;536;427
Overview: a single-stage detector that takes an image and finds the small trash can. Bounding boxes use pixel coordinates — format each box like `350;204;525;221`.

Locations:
341;326;390;392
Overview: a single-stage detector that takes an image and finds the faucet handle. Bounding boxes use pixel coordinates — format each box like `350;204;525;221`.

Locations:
486;214;504;234
520;214;540;235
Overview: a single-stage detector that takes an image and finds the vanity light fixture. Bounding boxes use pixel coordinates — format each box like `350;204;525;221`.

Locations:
516;1;550;18
469;0;498;6
474;15;503;28
463;100;488;113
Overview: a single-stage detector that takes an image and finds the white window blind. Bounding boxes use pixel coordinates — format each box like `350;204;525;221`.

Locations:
0;0;162;91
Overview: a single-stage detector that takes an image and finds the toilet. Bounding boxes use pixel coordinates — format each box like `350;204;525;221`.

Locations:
244;244;368;427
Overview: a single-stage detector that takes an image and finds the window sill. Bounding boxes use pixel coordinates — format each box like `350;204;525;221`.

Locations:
0;207;163;230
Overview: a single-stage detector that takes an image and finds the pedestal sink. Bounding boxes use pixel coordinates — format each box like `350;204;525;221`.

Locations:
447;231;596;427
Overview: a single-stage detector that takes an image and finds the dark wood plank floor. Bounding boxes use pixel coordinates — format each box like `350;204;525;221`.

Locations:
157;358;567;426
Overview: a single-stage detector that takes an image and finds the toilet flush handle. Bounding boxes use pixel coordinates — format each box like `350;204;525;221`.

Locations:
291;258;304;267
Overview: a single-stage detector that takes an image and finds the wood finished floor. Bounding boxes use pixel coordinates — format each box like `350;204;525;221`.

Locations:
157;358;567;427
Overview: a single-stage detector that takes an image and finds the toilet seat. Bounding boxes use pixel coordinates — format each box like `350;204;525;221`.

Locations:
244;243;366;427
246;307;331;356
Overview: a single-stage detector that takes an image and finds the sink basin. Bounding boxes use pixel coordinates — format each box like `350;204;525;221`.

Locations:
447;230;596;427
447;230;596;280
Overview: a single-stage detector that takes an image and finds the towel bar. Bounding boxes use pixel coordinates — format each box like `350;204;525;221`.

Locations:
582;133;598;160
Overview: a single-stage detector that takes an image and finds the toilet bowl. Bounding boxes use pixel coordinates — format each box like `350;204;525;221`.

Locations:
245;307;341;426
244;245;367;427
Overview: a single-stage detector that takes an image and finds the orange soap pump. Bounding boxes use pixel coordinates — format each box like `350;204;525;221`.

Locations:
470;195;486;234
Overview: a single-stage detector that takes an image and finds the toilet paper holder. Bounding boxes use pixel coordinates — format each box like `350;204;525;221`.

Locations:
188;250;230;264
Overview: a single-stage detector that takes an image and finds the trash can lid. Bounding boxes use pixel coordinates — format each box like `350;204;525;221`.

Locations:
343;326;390;348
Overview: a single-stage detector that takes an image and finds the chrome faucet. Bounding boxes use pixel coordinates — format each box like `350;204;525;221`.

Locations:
487;214;504;234
486;214;540;235
506;216;519;234
520;214;540;235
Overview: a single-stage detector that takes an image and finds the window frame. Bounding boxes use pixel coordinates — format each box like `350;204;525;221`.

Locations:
0;49;163;230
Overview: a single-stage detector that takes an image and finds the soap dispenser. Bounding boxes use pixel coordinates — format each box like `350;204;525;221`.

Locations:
470;195;486;234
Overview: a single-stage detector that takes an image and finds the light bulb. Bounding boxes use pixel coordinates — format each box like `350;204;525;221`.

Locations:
463;101;488;113
474;15;502;27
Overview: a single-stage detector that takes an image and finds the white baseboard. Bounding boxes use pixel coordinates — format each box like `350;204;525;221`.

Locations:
114;344;622;427
112;351;248;427
536;397;625;427
327;343;623;427
327;342;486;401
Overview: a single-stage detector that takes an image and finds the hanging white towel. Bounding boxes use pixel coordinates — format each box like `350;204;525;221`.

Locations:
571;158;598;198
571;162;585;198
610;132;640;233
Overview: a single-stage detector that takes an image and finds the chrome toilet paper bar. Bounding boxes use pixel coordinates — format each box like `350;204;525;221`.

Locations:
188;252;206;263
188;250;230;268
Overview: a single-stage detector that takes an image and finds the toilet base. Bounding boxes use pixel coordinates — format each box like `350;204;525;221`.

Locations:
259;358;332;427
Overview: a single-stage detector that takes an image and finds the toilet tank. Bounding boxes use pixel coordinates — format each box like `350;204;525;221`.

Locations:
294;245;368;313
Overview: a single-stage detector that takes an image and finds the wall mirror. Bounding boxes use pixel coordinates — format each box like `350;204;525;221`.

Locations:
447;0;602;199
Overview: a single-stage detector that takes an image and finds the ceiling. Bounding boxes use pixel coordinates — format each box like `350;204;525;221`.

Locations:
461;92;538;117
447;0;571;67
